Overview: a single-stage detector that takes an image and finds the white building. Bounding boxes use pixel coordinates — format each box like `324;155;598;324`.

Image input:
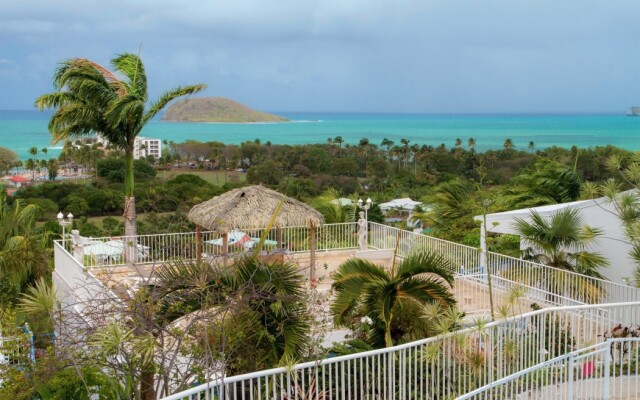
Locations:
133;137;162;160
76;135;162;160
475;195;635;285
378;197;423;213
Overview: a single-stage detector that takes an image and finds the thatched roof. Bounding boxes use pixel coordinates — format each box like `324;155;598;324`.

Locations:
188;185;324;232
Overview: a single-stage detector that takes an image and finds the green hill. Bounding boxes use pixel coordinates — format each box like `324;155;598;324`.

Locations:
161;97;288;123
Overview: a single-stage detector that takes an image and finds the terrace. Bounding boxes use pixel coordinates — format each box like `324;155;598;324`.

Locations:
53;222;640;399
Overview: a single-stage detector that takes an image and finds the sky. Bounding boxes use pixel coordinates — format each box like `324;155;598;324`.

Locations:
1;1;640;114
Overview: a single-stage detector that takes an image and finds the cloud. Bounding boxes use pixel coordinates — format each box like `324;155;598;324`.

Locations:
1;0;640;112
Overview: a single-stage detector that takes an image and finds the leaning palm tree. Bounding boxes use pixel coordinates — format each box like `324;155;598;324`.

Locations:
36;53;206;239
331;251;456;348
513;208;609;302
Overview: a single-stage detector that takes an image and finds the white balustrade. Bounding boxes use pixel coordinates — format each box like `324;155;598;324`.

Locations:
161;302;640;399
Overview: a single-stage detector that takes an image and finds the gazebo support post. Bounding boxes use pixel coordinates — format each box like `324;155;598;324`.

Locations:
196;225;202;264
222;232;229;267
309;223;316;281
276;226;283;249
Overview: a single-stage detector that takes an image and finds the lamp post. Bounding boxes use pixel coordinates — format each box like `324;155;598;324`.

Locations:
57;211;73;245
357;197;372;221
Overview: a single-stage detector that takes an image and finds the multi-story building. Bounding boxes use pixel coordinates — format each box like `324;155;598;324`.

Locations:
75;135;162;160
133;136;162;160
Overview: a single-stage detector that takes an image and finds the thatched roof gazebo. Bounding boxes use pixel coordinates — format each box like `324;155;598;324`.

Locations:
188;185;324;277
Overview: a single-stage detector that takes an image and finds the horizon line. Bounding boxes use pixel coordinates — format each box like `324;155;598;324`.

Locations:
0;109;628;116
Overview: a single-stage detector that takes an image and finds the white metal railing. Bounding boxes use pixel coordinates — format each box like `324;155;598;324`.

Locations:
0;333;33;365
161;302;640;400
457;338;640;399
369;222;640;306
70;223;640;309
72;223;359;268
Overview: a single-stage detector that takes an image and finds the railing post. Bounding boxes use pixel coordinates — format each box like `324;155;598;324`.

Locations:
604;339;611;396
310;223;316;281
196;225;202;264
567;352;574;400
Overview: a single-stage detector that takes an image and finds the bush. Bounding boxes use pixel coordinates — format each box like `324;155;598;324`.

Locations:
97;158;156;183
24;198;59;221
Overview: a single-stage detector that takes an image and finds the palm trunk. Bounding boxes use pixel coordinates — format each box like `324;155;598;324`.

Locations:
140;366;156;400
385;321;393;347
123;151;137;266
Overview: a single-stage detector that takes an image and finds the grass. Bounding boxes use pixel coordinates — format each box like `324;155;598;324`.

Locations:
157;168;247;186
85;212;173;227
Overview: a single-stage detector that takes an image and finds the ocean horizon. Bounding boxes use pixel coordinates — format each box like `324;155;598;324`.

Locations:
1;110;638;160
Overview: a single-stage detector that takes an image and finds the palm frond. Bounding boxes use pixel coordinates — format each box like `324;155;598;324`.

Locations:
394;251;454;286
144;84;207;125
111;53;148;99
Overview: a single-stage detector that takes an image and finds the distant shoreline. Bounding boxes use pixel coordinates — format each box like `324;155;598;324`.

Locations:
2;111;639;160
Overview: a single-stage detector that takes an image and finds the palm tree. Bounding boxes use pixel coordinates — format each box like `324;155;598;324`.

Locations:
467;137;476;152
331;251;455;348
499;159;581;209
503;138;514;151
454;138;462;149
36;53;205;240
310;188;355;224
155;255;311;375
24;158;35;181
514;208;609;302
333;136;344;148
528;141;535;153
381;138;394;159
0;197;50;296
426;178;478;241
400;138;410;168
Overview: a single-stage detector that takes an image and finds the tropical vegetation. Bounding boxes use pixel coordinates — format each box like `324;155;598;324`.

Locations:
331;251;456;348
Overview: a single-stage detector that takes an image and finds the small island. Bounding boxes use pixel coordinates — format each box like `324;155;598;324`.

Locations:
162;97;288;123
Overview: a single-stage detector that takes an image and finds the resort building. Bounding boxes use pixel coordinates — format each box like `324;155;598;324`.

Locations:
76;135;163;160
133;136;162;160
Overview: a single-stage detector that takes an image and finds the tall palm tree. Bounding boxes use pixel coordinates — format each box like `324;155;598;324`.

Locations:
514;208;609;302
528;140;535;153
503;138;514;151
467;137;476;152
381;138;394;158
331;251;455;348
36;53;206;240
400;138;410;168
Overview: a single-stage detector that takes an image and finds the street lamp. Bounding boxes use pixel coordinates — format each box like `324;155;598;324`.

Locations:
357;197;372;221
57;211;73;244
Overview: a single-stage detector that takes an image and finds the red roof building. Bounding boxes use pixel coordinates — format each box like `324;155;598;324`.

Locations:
8;175;29;188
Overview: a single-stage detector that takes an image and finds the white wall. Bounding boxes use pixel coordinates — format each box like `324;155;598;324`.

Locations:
480;199;634;285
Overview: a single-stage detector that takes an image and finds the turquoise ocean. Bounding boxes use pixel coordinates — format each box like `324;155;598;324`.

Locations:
1;110;639;160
